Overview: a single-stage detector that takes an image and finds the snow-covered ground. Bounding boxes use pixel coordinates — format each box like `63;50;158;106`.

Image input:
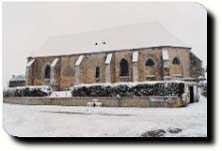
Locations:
3;95;207;137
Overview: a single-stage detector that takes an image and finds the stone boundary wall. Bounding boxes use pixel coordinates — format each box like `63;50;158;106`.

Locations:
3;96;188;108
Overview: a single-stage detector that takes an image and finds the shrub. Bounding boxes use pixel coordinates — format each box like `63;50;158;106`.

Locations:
3;86;51;97
71;82;185;97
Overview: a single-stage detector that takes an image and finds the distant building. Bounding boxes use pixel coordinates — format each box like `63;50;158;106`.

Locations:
25;22;204;91
9;75;26;87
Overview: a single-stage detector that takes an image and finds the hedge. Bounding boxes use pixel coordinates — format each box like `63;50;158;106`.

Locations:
3;86;51;97
71;82;185;97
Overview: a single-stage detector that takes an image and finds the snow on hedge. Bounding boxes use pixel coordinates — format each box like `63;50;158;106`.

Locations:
3;86;52;97
199;80;207;91
71;81;185;97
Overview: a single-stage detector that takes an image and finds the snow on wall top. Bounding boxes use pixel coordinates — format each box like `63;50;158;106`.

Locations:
51;58;59;67
105;53;112;64
75;55;84;66
162;49;169;60
30;22;189;57
26;59;35;67
132;51;139;62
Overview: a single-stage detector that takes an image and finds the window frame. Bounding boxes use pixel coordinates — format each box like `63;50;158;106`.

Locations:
145;58;155;67
172;57;180;65
44;65;51;80
120;59;129;77
95;66;100;82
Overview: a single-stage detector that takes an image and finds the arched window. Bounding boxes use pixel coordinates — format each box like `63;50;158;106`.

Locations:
172;57;180;65
120;59;129;76
95;66;100;82
145;58;155;67
44;65;51;79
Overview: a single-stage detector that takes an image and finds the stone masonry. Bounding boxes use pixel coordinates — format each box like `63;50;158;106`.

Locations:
26;46;203;90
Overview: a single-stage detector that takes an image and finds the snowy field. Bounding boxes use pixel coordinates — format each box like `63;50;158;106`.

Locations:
3;95;207;137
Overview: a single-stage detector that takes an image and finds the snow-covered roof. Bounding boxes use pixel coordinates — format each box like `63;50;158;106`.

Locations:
51;58;59;67
132;51;139;62
30;22;189;57
162;49;169;60
10;75;26;81
75;55;84;66
105;53;112;64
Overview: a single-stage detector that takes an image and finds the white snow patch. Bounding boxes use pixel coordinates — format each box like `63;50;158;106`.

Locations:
6;85;52;95
162;49;169;60
75;55;84;66
51;58;59;67
14;85;50;90
3;95;207;137
49;91;72;98
72;80;192;89
26;59;35;67
29;22;189;57
205;72;207;80
146;75;155;78
105;53;112;64
132;51;139;62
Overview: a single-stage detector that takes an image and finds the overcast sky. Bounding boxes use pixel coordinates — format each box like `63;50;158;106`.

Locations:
2;2;207;88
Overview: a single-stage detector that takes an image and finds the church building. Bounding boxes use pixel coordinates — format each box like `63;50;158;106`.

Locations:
25;22;204;91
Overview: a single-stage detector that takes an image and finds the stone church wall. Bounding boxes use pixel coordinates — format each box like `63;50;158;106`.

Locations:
78;53;106;84
113;50;133;82
190;52;204;78
167;47;191;79
32;57;55;86
138;48;163;81
59;55;78;90
26;47;202;90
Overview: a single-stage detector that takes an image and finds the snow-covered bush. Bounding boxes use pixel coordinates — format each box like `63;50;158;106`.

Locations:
71;82;185;97
199;80;207;97
199;80;207;91
3;88;15;97
3;86;51;97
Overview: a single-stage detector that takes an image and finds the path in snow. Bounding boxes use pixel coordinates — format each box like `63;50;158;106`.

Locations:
3;95;207;137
